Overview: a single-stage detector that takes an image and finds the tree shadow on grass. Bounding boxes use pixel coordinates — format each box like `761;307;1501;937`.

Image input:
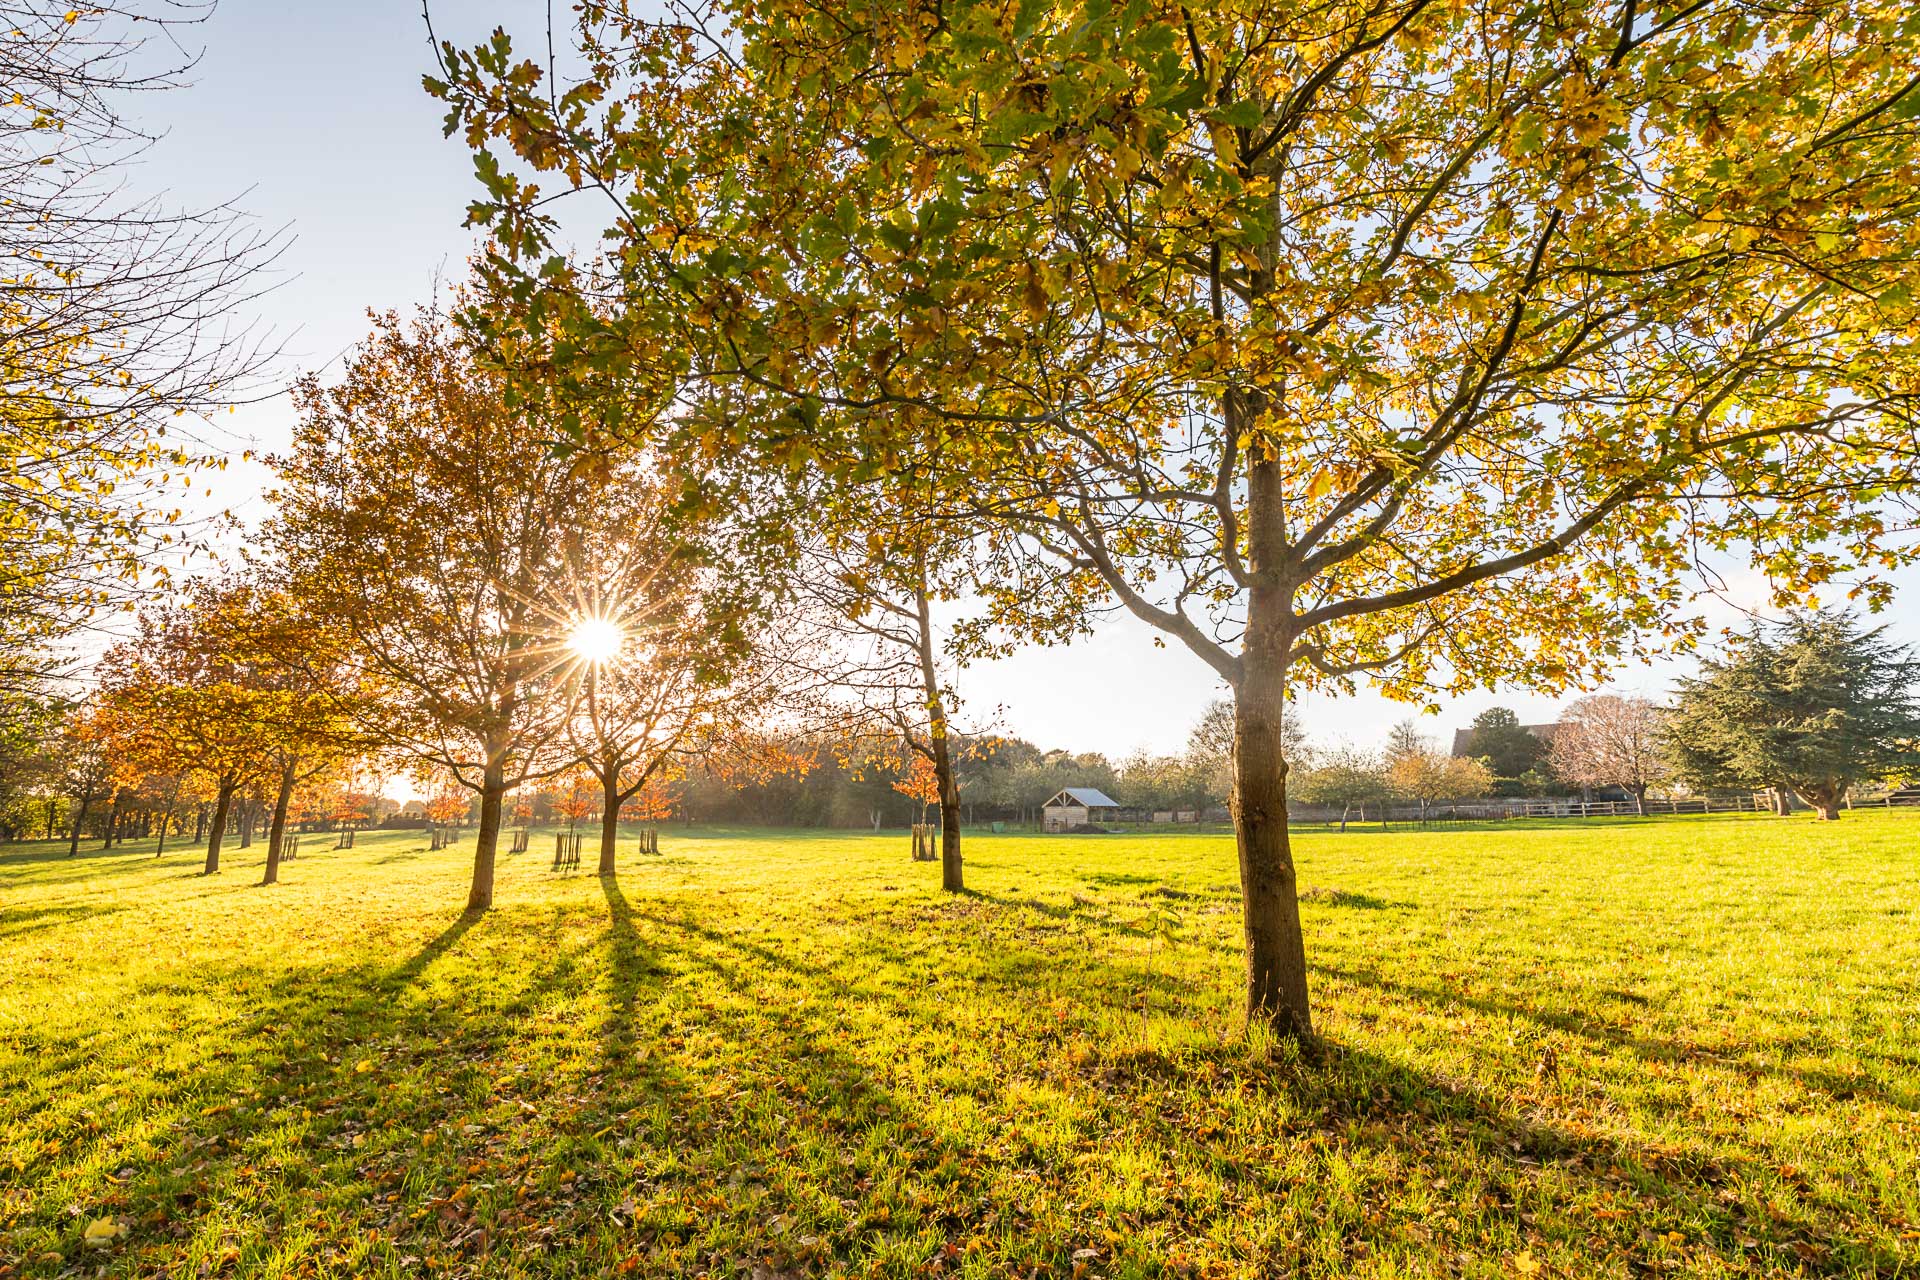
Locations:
14;883;1909;1279
1322;961;1920;1114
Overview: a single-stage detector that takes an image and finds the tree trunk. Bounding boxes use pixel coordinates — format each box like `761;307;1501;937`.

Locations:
67;789;93;857
467;752;507;911
262;757;297;886
195;801;208;842
912;578;964;892
598;767;621;876
1339;803;1350;834
1633;785;1647;816
1231;470;1313;1041
205;779;237;875
103;789;122;848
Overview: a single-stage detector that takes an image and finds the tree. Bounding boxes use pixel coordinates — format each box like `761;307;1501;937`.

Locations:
1387;740;1494;820
51;703;112;857
1666;614;1920;820
1548;695;1672;814
0;2;282;683
436;0;1920;1039
783;515;990;891
1463;708;1546;783
559;476;771;877
94;585;272;874
1292;747;1392;832
273;308;617;910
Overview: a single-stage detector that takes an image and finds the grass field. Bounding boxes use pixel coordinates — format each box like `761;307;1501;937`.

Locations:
0;814;1915;1279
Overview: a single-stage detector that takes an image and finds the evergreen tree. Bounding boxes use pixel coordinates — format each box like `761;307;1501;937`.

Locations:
1667;613;1920;820
1463;707;1546;782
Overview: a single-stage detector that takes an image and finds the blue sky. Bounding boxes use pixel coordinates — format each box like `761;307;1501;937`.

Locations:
131;1;1920;759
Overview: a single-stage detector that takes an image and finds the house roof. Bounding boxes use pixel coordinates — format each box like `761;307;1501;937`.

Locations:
1046;787;1120;808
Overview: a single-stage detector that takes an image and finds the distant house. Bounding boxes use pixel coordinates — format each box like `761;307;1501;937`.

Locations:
1042;787;1121;832
398;799;429;819
1450;723;1559;757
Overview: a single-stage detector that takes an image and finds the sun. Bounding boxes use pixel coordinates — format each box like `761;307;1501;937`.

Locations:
566;615;625;664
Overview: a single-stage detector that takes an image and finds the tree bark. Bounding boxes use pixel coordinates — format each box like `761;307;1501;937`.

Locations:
1632;785;1647;816
598;766;621;876
205;778;237;875
67;788;93;857
1232;454;1313;1042
262;756;297;885
1339;803;1350;834
913;579;964;892
467;751;507;911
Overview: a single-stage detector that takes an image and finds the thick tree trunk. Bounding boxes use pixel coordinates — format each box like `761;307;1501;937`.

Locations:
67;789;92;857
1339;803;1350;834
1633;786;1647;816
205;779;237;875
262;757;297;886
467;753;507;911
1232;465;1312;1040
599;768;620;876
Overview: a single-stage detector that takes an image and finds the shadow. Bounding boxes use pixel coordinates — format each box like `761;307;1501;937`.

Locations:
389;909;481;987
1297;887;1410;911
8;869;1907;1279
1323;962;1920;1113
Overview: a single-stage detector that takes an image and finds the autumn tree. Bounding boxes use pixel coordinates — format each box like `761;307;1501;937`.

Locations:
436;0;1920;1038
0;2;282;682
555;468;772;876
1386;738;1494;820
94;584;279;874
273;308;641;909
1665;613;1920;819
1547;694;1672;814
51;702;112;857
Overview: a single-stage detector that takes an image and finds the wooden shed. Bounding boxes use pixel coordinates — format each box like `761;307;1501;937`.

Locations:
1042;787;1120;832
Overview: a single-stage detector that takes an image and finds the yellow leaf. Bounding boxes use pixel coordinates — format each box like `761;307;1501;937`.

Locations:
1512;1251;1540;1275
354;1058;373;1074
83;1216;121;1247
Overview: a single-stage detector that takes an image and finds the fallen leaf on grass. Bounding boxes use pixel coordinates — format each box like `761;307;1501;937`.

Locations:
1512;1251;1540;1275
83;1215;124;1247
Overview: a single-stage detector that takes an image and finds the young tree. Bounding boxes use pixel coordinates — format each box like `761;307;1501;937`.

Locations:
784;519;989;891
1666;614;1920;819
273;309;618;909
94;584;290;874
437;0;1920;1038
51;703;112;857
1548;694;1672;814
1387;742;1494;821
556;477;771;877
1292;747;1392;832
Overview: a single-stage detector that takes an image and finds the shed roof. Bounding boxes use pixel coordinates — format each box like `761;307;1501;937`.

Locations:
1045;787;1120;808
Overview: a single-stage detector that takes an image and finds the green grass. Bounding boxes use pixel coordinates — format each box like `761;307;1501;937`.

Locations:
1;813;1915;1278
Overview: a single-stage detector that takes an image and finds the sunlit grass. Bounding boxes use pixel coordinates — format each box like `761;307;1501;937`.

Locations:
1;812;1914;1277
